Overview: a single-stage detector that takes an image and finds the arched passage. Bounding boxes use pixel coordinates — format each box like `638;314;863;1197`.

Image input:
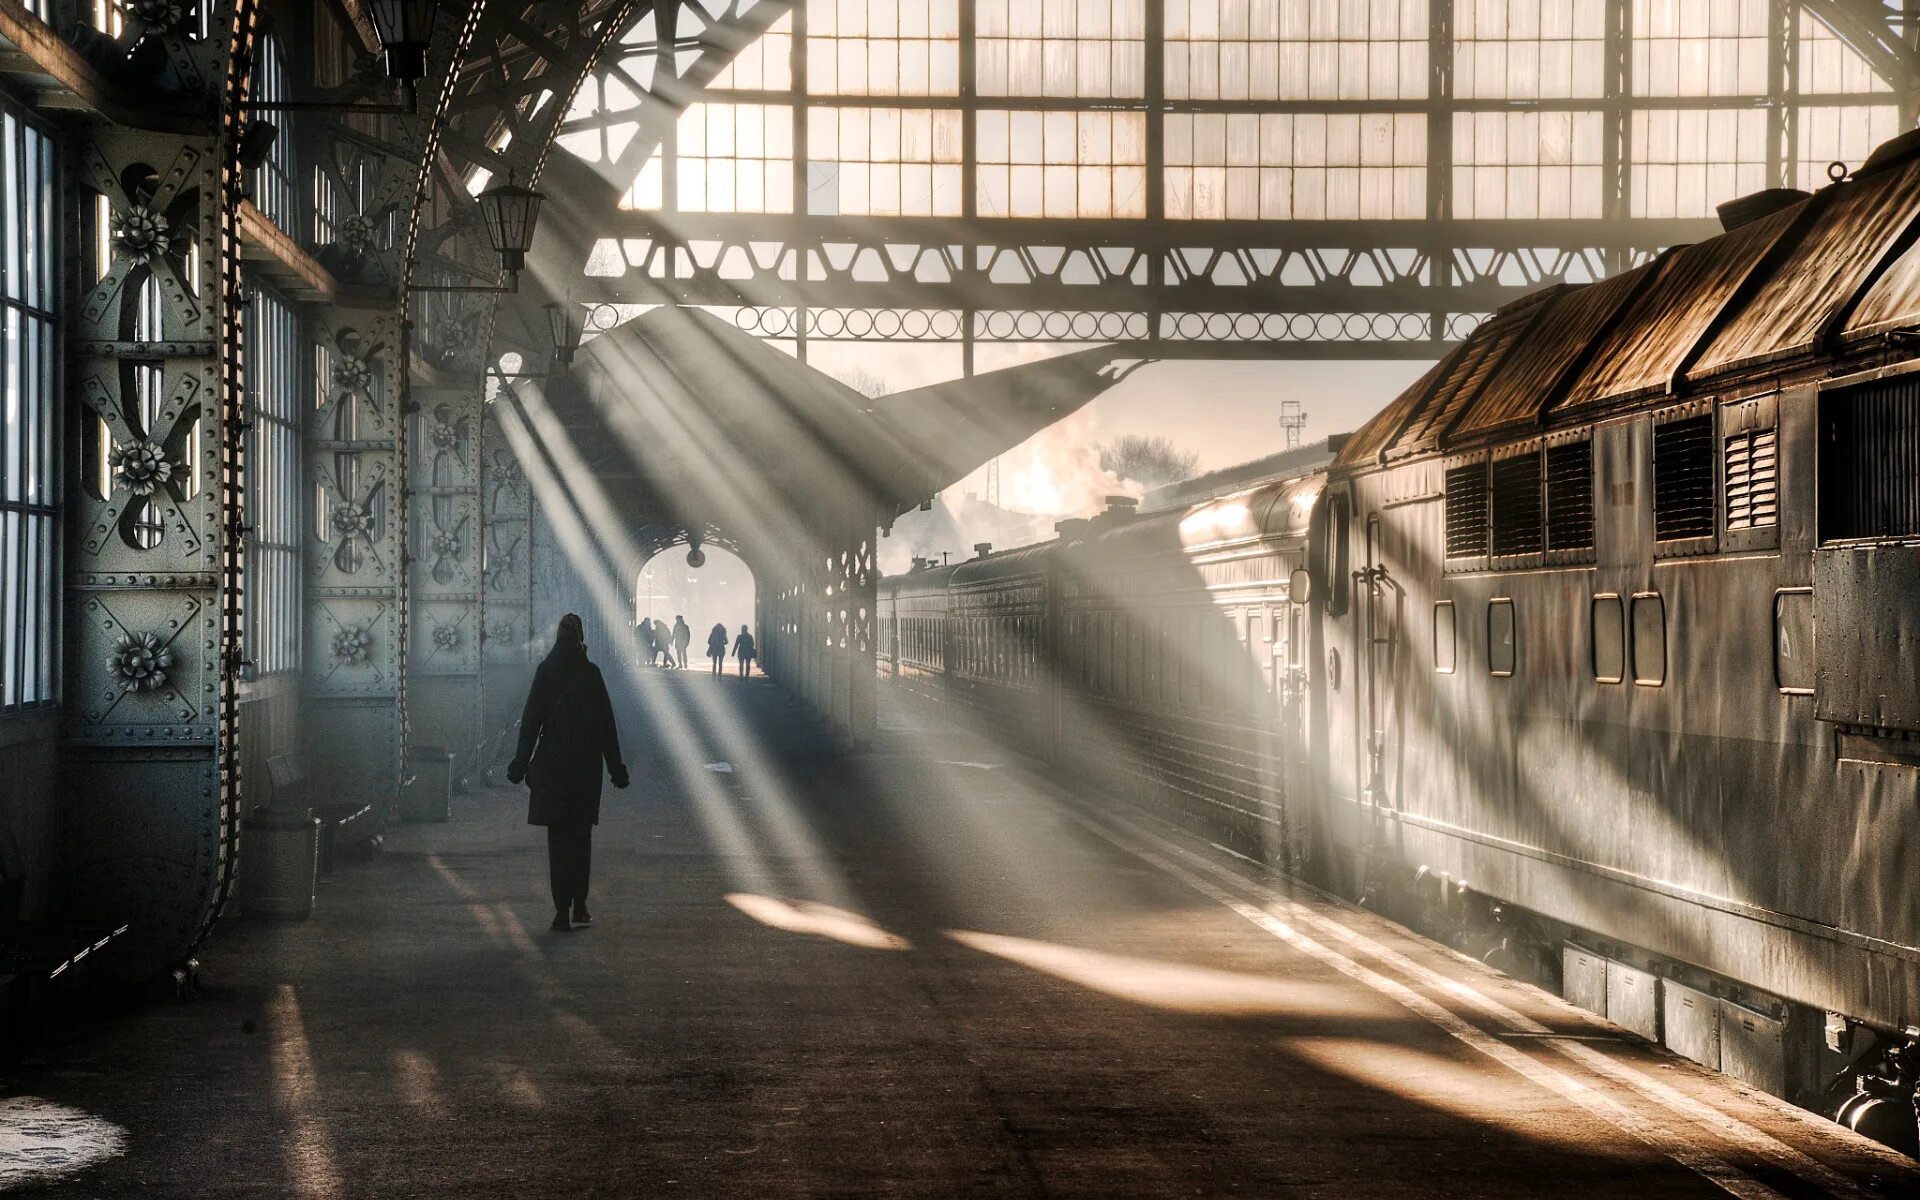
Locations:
635;544;758;671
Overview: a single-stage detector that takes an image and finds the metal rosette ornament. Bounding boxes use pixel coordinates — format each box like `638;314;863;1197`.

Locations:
331;625;373;666
108;632;175;694
109;439;175;497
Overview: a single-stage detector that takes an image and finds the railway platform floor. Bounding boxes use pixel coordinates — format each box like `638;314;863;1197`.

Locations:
7;666;1918;1197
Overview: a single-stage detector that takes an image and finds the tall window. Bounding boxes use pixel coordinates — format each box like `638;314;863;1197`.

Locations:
247;291;302;675
0;109;56;708
252;32;298;233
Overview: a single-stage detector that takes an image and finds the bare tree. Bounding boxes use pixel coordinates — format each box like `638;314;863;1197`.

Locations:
839;366;892;399
1098;435;1201;488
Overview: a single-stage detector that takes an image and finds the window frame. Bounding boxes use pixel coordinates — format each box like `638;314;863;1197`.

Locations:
244;286;305;678
1432;599;1456;675
1590;593;1625;684
1772;587;1814;696
1631;591;1668;687
1487;597;1516;678
0;103;59;713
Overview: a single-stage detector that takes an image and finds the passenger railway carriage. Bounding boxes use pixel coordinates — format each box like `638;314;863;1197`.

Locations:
879;129;1920;1146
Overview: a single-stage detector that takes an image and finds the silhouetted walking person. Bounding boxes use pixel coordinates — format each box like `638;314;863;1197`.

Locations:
507;613;629;932
637;617;658;667
733;625;756;677
672;615;692;670
707;622;728;675
652;617;675;668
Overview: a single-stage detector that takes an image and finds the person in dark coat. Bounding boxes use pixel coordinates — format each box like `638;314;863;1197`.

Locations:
733;625;756;677
706;622;728;675
507;614;629;931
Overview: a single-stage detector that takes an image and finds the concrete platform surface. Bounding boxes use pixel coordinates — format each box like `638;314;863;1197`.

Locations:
8;667;1918;1197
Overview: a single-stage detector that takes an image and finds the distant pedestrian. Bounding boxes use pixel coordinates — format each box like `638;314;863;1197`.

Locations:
733;625;756;677
637;618;658;667
672;615;692;671
652;618;675;668
706;622;728;675
506;614;629;933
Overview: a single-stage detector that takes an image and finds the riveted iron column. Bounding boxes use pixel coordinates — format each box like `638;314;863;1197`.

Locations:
61;0;261;981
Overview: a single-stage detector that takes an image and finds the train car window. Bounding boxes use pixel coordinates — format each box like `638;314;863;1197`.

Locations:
1632;593;1667;686
1488;599;1516;677
1433;601;1456;674
1444;463;1490;557
1185;616;1203;709
1491;453;1544;556
1591;594;1625;683
1818;375;1920;540
1545;441;1595;552
1327;493;1352;616
1773;589;1814;694
1653;415;1715;541
1724;428;1778;530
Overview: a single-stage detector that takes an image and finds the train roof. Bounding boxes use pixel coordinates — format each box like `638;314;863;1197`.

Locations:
882;561;962;594
1337;130;1920;471
898;469;1326;591
1176;473;1323;552
949;540;1061;586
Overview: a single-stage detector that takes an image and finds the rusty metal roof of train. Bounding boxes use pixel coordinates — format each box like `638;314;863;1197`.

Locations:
1694;162;1920;374
1335;144;1920;472
1552;205;1804;416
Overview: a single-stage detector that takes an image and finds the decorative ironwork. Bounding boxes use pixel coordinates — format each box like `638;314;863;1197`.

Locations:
110;439;176;497
108;632;177;693
331;624;374;665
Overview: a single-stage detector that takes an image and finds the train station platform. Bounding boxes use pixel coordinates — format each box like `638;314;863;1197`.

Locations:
8;669;1917;1197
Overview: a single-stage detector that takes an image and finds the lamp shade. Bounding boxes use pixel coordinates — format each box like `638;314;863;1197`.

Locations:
477;177;544;273
546;302;582;366
366;0;439;83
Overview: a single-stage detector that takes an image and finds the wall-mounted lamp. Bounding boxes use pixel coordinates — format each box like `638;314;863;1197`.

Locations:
248;0;438;114
546;302;582;368
412;175;547;294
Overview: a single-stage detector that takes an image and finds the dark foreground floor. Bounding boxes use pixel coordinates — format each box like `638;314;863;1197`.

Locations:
7;668;1917;1197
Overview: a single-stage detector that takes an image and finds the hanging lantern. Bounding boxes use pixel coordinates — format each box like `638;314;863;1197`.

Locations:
366;0;439;87
477;174;545;274
546;301;582;367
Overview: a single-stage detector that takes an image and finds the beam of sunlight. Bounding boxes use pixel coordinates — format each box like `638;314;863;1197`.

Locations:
487;1063;546;1110
666;663;860;908
501;397;784;892
468;902;504;945
725;893;912;950
391;1050;447;1119
428;854;480;900
947;929;1361;1017
494;903;543;957
0;1097;127;1189
267;984;344;1200
1284;1036;1645;1158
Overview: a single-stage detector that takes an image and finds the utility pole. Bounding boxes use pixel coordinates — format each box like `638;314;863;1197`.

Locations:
1279;401;1308;450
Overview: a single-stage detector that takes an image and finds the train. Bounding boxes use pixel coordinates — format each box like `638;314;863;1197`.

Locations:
878;128;1920;1149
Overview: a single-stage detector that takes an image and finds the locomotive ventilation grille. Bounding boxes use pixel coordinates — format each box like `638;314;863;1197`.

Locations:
1491;452;1544;556
1724;428;1778;531
1654;415;1715;542
1444;463;1489;557
1545;440;1595;551
1820;375;1920;540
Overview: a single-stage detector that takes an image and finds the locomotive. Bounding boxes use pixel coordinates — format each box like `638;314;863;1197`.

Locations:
878;128;1920;1146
